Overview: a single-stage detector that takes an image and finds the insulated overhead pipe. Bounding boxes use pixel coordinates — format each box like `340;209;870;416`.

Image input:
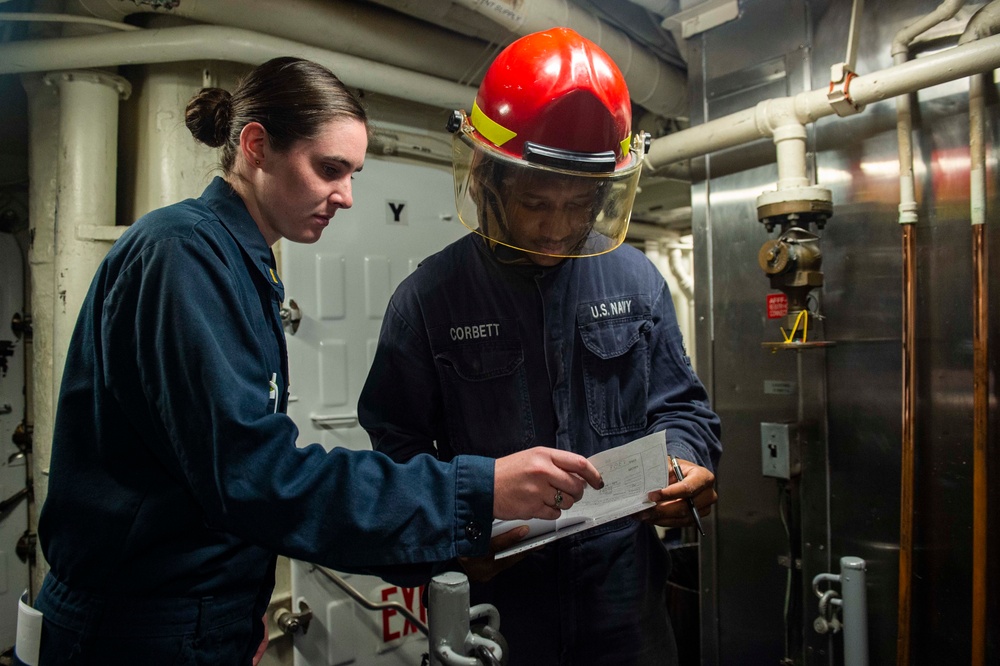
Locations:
644;29;1000;170
0;24;476;111
66;0;489;84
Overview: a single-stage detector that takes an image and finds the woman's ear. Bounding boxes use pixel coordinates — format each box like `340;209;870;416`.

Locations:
239;121;267;167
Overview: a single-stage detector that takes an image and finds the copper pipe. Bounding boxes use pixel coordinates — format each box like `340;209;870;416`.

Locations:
897;223;917;666
970;69;988;666
972;223;987;666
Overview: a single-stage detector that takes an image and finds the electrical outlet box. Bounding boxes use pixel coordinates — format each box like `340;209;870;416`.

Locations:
761;422;799;479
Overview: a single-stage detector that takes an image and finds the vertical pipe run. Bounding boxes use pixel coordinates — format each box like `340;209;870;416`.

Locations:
428;572;472;666
840;557;869;666
48;71;129;397
969;70;988;666
23;70;129;595
895;76;917;666
21;75;60;598
772;124;810;191
889;7;967;663
898;223;917;666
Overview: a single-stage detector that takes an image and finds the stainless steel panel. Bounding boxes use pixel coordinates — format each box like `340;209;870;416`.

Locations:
694;0;999;664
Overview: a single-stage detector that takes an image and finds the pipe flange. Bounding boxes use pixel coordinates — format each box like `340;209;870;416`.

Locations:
756;186;833;211
757;186;833;230
42;69;132;100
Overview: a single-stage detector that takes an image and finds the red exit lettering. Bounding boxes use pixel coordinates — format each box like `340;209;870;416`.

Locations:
381;585;428;643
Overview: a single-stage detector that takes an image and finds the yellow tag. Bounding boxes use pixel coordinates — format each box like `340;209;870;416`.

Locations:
269;267;278;284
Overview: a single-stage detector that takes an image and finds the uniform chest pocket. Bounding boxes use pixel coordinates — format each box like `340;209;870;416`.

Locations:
434;344;534;456
578;316;652;436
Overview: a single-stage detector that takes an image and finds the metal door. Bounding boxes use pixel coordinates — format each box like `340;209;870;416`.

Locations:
280;156;468;666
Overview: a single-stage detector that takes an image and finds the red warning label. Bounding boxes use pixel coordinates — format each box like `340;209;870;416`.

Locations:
766;293;788;319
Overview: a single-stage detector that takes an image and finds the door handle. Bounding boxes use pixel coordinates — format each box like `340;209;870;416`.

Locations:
309;412;358;429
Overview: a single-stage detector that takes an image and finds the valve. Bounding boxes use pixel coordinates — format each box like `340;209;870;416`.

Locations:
273;600;313;636
759;226;823;342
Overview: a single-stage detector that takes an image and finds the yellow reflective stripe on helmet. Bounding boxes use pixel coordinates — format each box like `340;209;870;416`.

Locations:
620;135;632;159
471;100;517;148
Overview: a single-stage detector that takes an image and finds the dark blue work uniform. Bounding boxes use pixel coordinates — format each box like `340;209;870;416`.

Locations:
34;178;494;665
359;234;722;666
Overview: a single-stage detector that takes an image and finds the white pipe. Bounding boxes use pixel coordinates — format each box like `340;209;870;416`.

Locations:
959;0;1000;44
668;245;695;301
645;31;1000;170
892;2;965;226
49;71;129;407
21;70;129;593
21;74;59;597
960;0;1000;227
448;0;688;117
67;0;489;84
773;124;809;191
0;12;139;30
969;72;987;227
0;25;476;111
890;0;966;58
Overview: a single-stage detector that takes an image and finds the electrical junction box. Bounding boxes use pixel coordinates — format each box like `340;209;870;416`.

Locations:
761;422;800;479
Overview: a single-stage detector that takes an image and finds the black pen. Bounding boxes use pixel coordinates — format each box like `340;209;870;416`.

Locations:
669;455;706;536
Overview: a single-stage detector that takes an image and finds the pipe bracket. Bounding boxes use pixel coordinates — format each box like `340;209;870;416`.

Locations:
828;68;864;116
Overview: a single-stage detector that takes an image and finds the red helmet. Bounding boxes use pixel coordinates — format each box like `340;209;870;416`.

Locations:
471;26;634;168
449;27;647;261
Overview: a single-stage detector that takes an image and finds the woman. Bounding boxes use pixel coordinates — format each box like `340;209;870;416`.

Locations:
29;57;601;665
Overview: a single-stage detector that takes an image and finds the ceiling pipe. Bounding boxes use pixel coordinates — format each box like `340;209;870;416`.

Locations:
0;24;477;110
644;30;1000;170
446;0;688;118
0;11;139;30
66;0;492;84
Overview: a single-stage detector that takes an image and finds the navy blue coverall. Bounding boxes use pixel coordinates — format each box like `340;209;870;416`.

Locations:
34;178;495;665
359;233;723;666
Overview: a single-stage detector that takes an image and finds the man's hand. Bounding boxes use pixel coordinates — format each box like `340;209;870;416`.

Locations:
639;458;717;528
493;447;603;520
459;525;530;583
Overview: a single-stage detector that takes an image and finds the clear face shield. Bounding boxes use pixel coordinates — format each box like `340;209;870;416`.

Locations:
451;114;646;260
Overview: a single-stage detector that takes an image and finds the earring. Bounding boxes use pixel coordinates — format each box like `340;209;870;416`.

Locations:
255;159;261;166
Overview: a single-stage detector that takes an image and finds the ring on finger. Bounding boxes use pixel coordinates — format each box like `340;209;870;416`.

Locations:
554;490;564;508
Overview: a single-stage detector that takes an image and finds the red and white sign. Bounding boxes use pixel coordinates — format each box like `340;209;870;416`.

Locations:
380;585;427;644
766;293;788;320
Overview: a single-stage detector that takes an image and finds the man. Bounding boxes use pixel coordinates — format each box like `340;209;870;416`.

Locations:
360;28;722;665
